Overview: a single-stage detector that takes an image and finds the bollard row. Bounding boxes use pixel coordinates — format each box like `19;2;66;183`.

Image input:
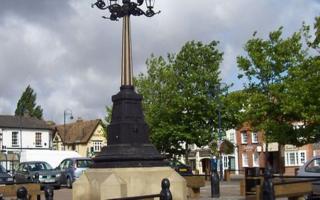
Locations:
14;185;54;200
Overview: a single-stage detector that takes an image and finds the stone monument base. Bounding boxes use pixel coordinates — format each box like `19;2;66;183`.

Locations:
73;167;187;200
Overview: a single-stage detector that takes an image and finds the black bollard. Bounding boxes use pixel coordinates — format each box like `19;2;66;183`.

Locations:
262;165;275;200
160;178;172;200
44;185;54;200
211;169;220;198
16;186;28;200
210;158;220;198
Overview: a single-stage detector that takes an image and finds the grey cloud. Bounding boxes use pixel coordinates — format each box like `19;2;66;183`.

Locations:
0;0;318;123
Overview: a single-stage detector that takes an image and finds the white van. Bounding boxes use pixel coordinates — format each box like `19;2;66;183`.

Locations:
20;150;81;168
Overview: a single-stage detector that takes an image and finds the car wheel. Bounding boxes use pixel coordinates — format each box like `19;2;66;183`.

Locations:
66;177;72;189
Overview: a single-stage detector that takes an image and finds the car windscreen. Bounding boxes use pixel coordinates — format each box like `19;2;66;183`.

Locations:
76;160;92;168
28;162;53;171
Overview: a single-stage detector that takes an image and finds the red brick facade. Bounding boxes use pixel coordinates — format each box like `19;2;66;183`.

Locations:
236;123;266;170
236;123;314;175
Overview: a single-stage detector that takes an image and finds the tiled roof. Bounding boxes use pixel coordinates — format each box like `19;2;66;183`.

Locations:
55;119;101;144
0;115;52;130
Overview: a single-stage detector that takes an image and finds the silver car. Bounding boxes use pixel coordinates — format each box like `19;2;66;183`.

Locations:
56;157;92;188
297;156;320;198
14;161;61;188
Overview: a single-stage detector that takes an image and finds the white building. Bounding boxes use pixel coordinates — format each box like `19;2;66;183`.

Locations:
186;129;239;174
0;115;53;171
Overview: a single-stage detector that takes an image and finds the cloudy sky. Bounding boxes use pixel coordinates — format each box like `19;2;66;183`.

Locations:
0;0;318;124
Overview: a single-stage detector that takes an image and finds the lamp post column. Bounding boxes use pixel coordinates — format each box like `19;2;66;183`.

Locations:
121;15;133;86
63;112;66;150
218;104;223;180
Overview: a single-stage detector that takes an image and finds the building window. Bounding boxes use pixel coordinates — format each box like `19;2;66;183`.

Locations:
12;132;19;147
224;156;228;168
242;153;248;167
285;151;306;166
252;132;258;144
35;132;42;147
93;141;102;152
241;132;248;144
229;132;235;143
300;152;306;164
253;152;259;167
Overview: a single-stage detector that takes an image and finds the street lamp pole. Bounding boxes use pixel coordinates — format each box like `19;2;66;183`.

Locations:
63;109;73;150
216;83;226;180
218;100;223;180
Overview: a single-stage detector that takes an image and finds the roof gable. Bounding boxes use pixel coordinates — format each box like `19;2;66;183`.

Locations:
55;119;102;144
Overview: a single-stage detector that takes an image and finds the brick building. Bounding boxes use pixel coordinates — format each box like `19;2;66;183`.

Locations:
236;123;314;175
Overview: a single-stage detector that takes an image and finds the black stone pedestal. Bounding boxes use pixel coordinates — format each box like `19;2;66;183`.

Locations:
92;86;167;168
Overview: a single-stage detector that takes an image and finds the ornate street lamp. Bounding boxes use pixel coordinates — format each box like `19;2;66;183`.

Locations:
91;0;165;168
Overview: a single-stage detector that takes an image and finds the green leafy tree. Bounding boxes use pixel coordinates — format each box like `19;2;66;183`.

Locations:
302;16;320;53
135;41;226;160
237;25;320;146
101;106;112;138
15;85;43;119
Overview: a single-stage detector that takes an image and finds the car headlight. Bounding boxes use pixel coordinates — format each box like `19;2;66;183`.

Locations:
56;173;61;177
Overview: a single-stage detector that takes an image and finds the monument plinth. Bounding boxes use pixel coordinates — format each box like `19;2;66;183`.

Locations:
72;1;187;199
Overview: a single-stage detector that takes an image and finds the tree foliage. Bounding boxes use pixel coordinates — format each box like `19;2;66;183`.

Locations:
15;85;43;119
237;21;320;145
102;106;112;138
135;41;226;158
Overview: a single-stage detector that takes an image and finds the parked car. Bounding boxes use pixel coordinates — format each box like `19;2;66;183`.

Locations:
0;165;13;184
168;160;193;175
56;157;92;188
13;161;61;188
297;156;320;198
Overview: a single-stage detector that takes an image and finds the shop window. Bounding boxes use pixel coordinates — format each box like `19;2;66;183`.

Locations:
253;152;259;167
242;153;248;167
285;151;306;166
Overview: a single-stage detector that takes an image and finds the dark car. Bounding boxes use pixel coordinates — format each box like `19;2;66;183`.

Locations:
56;157;92;188
14;161;61;188
168;160;193;175
0;165;13;184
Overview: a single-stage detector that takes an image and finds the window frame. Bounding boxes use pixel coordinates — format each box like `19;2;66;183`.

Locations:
12;132;19;147
253;152;259;167
242;153;248;167
252;132;258;144
241;132;248;144
35;132;42;147
92;140;102;152
285;150;306;166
